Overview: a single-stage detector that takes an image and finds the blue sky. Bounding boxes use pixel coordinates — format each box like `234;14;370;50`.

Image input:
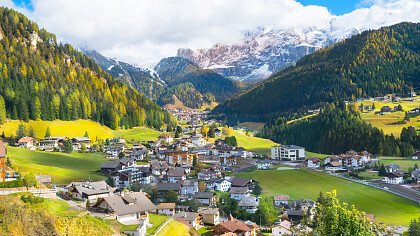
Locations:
12;0;33;11
298;0;364;15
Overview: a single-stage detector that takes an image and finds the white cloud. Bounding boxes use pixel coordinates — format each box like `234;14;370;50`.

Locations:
1;0;419;66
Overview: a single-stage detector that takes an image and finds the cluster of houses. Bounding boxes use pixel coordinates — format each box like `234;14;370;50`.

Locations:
164;108;209;125
16;135;92;152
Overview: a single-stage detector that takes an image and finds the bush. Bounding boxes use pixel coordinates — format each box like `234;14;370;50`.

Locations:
0;178;24;188
21;194;45;204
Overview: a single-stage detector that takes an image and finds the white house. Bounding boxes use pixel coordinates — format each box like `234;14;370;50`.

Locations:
382;172;404;184
214;179;231;192
272;220;292;236
239;196;259;214
97;192;156;224
412;151;420;160
271;145;305;161
305;158;320;169
17;137;34;148
325;162;346;172
229;187;250;201
274;195;289;206
257;160;272;170
67;181;112;201
156;203;176;216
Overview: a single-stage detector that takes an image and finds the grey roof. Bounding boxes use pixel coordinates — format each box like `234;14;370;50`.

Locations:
174;212;199;222
229;187;249;194
230;177;252;187
168;168;185;177
102;192;156;216
193;192;215;199
239;196;259;207
101;158;132;169
281;145;304;150
200;208;219;215
69;181;112;196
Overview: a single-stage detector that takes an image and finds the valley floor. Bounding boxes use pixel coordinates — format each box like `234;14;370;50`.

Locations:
238;168;420;226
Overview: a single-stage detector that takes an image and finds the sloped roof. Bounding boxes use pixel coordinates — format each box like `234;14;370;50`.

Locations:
102;192;156;216
239;196;259;207
230;177;252;187
157;202;176;209
194;192;215;199
157;182;182;191
18;136;33;143
229;187;249;194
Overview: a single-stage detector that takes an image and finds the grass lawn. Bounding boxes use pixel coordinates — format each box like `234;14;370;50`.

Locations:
112;126;163;142
377;158;419;172
238;169;420;226
357;171;380;180
237;122;265;132
196;227;212;236
233;130;277;156
306;151;329;159
356;100;420;136
147;214;169;235
155;219;190;236
7;146;108;184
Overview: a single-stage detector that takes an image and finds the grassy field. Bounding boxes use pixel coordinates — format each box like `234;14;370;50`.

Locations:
356;100;420;136
237;122;265;132
0;119;115;140
306;151;329;159
155;219;190;236
7;146;108;184
0;119;163;142
147;214;169;235
377;158;419;172
233;130;278;156
112;126;163;142
238;169;420;226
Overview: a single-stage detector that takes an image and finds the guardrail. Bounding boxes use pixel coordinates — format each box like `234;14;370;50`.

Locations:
0;188;57;198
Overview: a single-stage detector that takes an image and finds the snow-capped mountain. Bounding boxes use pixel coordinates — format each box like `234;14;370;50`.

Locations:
177;27;360;83
82;49;166;100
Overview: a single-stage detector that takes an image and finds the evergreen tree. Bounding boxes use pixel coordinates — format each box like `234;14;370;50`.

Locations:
45;127;51;138
84;131;89;138
16;124;27;140
408;217;420;236
0;95;6;125
28;126;36;139
62;139;73;153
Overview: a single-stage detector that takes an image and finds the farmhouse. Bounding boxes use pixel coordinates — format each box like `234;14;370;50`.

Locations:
199;208;220;225
156;202;176;216
239;196;259;214
230;187;250;201
112;167;153;188
194;192;217;206
272;220;292;236
96;192;156;224
274;195;289;206
167;168;186;183
67;181;112;201
305;158;320;169
380;106;392;113
17;137;34;148
213;214;256;236
180;179;199;196
71;137;91;151
271;145;305;161
382;172;404;185
174;212;202;229
412;151;420;160
39;137;62;151
100;158;135;173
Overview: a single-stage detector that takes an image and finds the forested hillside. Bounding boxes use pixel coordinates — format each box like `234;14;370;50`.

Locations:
260;105;420;156
82;49;166;100
0;7;175;129
157;82;214;109
213;22;419;123
154;57;241;102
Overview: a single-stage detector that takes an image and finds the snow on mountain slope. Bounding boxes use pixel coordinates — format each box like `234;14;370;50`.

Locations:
177;26;359;83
